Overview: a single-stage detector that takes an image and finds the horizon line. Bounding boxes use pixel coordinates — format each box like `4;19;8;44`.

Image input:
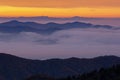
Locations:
0;53;119;60
0;16;120;19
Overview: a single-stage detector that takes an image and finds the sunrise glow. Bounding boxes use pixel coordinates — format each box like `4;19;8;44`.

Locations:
0;6;119;18
0;0;120;18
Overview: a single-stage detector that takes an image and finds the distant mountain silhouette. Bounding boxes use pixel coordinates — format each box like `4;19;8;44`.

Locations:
0;16;120;22
0;53;120;80
0;20;113;34
0;16;120;26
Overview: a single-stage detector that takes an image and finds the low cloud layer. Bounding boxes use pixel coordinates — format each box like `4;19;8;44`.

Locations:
0;28;120;59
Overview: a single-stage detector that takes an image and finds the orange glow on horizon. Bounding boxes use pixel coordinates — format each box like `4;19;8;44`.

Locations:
0;0;120;18
0;6;120;18
0;0;120;8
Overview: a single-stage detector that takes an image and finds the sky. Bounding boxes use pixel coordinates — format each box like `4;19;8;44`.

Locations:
0;0;120;17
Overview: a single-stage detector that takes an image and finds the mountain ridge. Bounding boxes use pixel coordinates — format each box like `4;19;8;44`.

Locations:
0;53;120;80
0;53;119;61
0;16;120;27
0;20;114;34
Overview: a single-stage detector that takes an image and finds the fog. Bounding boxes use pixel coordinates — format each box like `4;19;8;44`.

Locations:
0;28;120;59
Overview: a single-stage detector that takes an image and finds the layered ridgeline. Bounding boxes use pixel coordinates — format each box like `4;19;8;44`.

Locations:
0;20;114;34
0;53;120;80
0;17;120;27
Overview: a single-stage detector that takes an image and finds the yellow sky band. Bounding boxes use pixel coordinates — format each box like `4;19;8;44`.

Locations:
0;6;120;18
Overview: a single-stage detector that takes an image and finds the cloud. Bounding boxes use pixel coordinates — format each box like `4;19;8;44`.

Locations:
0;28;120;59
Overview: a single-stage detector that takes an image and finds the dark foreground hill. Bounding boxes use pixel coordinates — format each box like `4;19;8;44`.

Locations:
0;53;120;80
58;64;120;80
26;64;120;80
